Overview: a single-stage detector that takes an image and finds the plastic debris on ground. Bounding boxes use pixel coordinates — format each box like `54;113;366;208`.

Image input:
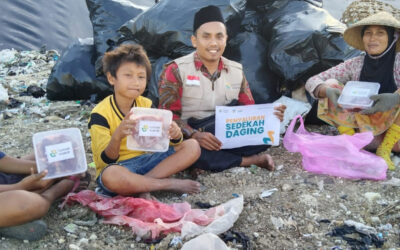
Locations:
328;223;384;249
259;188;278;198
220;230;251;250
273;96;311;134
181;233;229;250
62;190;243;241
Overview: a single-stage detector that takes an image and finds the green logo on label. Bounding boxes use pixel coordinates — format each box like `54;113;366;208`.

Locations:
50;150;57;157
142;124;149;132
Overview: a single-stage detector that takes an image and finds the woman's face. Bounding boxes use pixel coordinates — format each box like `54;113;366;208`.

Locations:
362;25;389;55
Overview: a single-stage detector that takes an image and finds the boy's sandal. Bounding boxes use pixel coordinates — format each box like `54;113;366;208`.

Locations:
59;171;91;209
67;171;91;193
0;219;47;241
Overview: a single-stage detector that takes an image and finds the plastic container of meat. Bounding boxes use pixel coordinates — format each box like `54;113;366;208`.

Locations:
32;128;87;179
337;81;380;109
127;108;173;152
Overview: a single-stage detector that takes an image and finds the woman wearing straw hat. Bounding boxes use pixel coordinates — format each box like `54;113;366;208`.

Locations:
305;11;400;170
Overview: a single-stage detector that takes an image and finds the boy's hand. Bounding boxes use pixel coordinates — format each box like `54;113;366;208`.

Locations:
17;169;54;193
169;121;183;140
273;104;286;122
115;111;137;140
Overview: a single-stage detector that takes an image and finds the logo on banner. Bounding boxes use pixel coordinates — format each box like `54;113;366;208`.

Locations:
263;131;275;144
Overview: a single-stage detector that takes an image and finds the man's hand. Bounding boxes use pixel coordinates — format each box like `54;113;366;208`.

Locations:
16;169;54;193
361;93;400;115
192;132;222;151
273;104;286;122
169;121;183;140
325;87;342;107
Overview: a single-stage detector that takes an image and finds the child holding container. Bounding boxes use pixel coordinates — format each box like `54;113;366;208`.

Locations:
0;151;89;241
88;44;202;198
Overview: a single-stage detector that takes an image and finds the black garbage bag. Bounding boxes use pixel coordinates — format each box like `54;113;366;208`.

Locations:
224;32;280;104
240;10;264;33
86;0;154;76
145;56;172;107
47;39;113;101
246;0;322;12
119;0;247;58
264;1;357;90
0;0;92;52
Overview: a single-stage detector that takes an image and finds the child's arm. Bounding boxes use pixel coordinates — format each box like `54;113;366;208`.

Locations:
103;111;137;160
0;155;36;175
0;170;53;193
169;121;183;145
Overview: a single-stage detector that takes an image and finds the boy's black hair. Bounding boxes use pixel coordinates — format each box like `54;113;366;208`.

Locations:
102;44;151;80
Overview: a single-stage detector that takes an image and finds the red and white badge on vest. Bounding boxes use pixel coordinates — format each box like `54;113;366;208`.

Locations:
186;75;200;86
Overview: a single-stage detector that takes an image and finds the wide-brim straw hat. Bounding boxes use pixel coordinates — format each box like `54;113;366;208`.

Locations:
341;0;400;26
343;11;400;52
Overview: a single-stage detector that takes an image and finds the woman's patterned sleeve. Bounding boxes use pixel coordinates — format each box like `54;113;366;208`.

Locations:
305;56;363;98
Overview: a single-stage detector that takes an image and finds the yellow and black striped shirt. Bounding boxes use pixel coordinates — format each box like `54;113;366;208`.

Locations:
88;95;182;178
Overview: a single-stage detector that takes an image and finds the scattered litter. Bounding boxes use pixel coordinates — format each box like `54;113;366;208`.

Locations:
328;224;384;249
281;183;293;191
273;96;311;134
220;230;251;250
249;164;258;174
0;84;8;102
378;224;392;231
382;177;400;187
270;216;284;230
195;202;212;209
344;220;377;235
64;223;78;234
260;188;278;198
364;192;382;203
169;236;183;248
181;233;229;250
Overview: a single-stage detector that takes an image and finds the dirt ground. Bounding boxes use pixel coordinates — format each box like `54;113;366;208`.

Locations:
0;50;399;250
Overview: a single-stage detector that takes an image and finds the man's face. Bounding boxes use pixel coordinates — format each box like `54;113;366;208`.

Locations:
191;21;227;64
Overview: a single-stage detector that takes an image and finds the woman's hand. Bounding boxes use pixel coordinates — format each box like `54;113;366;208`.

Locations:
361;93;400;115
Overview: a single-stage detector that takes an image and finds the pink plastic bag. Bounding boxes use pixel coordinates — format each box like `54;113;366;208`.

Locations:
283;115;387;180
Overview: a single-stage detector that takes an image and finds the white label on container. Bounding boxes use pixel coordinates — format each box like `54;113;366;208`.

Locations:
138;120;163;137
349;88;370;97
45;141;75;163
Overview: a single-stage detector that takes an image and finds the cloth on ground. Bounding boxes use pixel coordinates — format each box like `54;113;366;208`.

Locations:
61;190;234;239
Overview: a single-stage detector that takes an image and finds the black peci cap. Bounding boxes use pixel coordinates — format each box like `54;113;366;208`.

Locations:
193;5;225;33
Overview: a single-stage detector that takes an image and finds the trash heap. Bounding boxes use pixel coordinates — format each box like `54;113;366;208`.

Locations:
46;0;359;106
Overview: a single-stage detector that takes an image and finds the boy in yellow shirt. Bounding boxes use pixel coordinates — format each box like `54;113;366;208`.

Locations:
88;44;201;197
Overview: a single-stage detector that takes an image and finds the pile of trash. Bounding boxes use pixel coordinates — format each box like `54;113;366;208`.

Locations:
46;0;358;106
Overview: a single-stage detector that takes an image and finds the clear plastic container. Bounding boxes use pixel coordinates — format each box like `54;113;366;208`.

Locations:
32;128;87;179
127;108;173;152
337;81;380;109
